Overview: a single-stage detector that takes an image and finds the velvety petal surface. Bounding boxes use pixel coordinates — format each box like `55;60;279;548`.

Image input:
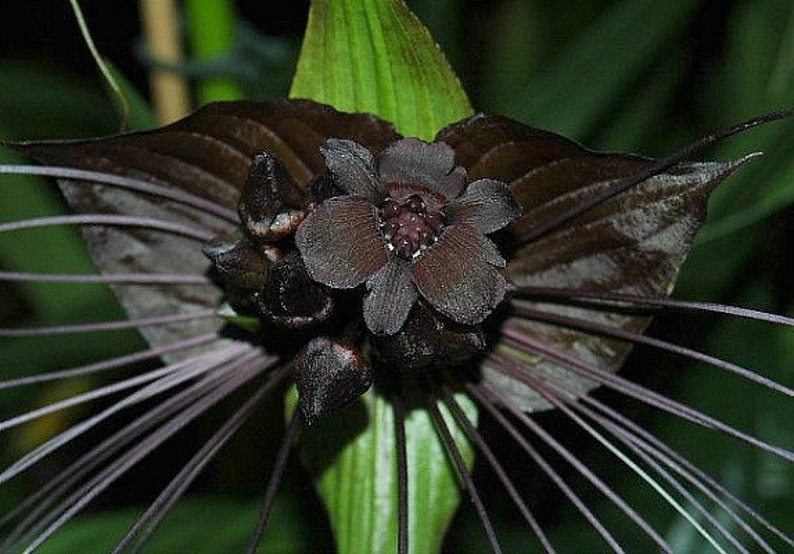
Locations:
412;224;506;325
321;139;383;201
363;259;417;335
378;138;458;197
296;195;387;288
445;178;522;233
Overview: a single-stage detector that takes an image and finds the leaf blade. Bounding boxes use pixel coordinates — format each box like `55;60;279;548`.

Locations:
290;0;473;140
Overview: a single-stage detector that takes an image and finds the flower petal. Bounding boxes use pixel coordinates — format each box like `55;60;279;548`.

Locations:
445;178;521;233
378;138;458;198
296;195;387;288
321;139;384;201
412;224;507;325
363;259;417;335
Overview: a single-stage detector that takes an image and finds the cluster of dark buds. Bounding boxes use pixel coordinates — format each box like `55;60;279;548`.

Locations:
1;99;793;553
204;133;521;423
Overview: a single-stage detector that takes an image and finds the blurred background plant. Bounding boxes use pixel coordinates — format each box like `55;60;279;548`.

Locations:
0;0;792;552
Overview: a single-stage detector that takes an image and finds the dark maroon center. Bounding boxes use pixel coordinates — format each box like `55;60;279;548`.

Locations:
378;194;444;260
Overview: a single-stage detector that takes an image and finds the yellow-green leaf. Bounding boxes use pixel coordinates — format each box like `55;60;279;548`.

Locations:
289;0;473;140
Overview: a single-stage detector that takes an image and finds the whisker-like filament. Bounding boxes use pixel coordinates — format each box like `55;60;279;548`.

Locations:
499;327;794;462
514;287;794;328
0;351;274;541
0;164;240;222
245;412;301;554
0;361;203;433
0;309;218;337
0;332;219;389
438;384;556;554
0;214;216;242
424;388;503;554
578;394;794;549
515;107;794;244
572;398;771;553
3;350;279;553
467;384;625;553
393;392;409;554
485;356;673;553
115;368;291;554
508;305;794;397
0;343;255;486
503;366;733;553
0;270;211;285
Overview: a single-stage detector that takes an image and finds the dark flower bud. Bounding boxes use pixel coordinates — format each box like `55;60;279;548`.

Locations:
202;237;271;313
239;152;308;241
295;337;372;425
373;302;486;371
258;250;333;329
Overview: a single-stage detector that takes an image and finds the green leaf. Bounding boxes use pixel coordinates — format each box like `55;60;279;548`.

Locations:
289;0;473;140
185;0;245;103
298;388;476;554
496;0;701;138
37;495;319;554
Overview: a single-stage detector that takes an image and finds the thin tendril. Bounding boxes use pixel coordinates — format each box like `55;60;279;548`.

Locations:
393;392;409;554
245;412;301;554
0;214;215;242
508;304;794;397
423;386;503;554
0;309;217;337
439;384;556;554
0;164;238;222
517;108;794;243
513;286;794;327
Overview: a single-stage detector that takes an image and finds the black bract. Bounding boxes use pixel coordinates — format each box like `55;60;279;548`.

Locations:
8;99;747;419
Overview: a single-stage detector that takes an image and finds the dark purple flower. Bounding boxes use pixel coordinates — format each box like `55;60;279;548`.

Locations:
296;137;521;335
1;99;793;554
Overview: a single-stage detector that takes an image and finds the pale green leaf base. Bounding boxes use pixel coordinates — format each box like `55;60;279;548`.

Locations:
290;0;473;140
298;388;477;554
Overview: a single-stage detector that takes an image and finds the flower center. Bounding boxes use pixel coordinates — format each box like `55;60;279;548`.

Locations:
378;194;444;260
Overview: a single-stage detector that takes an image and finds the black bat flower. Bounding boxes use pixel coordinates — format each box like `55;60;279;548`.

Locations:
0;99;792;553
296;137;520;335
